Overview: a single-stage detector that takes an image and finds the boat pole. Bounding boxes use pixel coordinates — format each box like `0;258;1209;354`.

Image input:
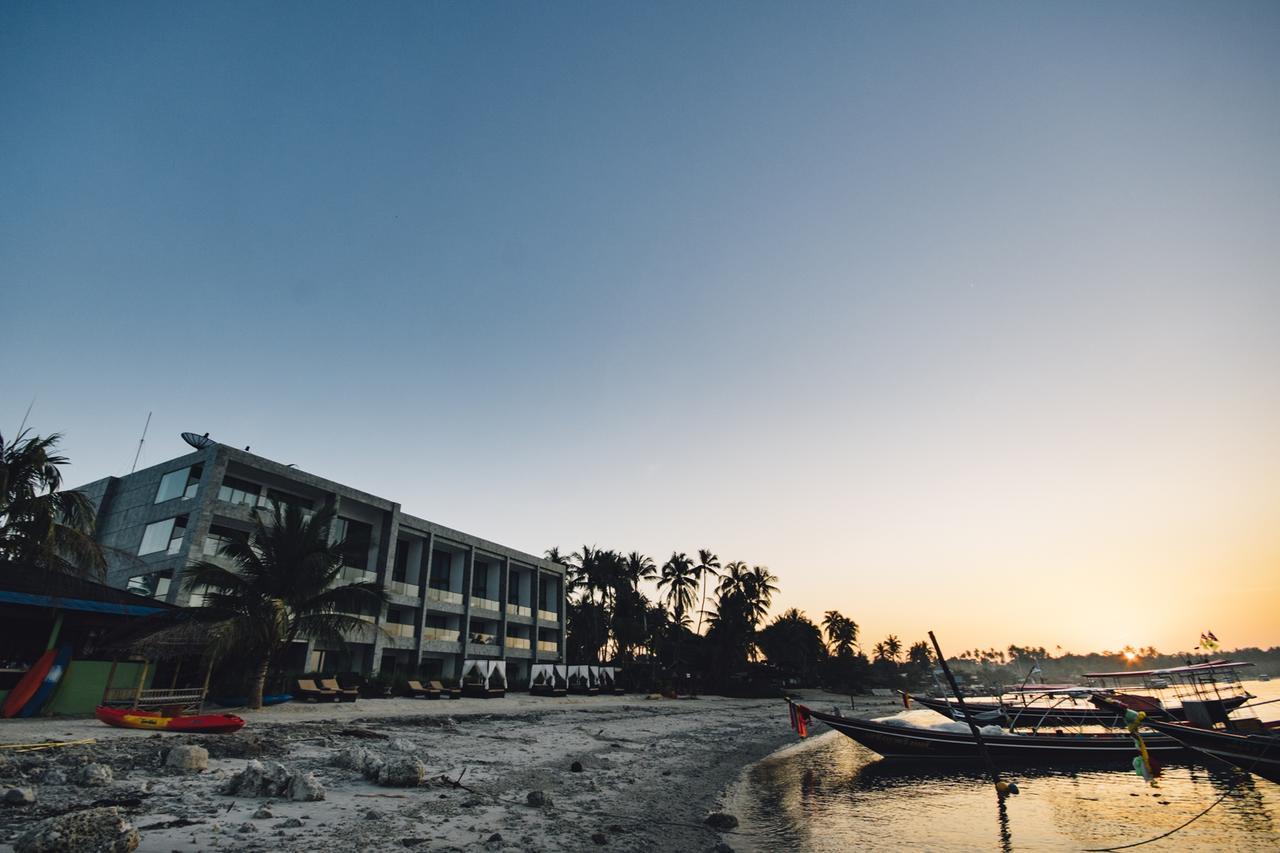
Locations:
929;630;1017;796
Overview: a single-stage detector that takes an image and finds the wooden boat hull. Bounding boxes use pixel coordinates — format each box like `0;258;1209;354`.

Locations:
95;706;245;734
907;692;1247;729
803;707;1190;763
1144;719;1280;783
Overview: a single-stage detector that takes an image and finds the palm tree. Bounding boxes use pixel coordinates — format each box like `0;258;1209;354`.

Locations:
884;634;902;663
822;610;858;657
873;641;890;662
693;548;720;636
0;430;105;578
657;552;696;624
745;565;778;624
183;500;387;709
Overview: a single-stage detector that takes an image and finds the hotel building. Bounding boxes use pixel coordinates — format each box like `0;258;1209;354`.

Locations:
75;441;566;685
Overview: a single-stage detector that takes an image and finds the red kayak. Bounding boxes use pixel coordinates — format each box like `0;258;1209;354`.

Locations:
95;706;245;733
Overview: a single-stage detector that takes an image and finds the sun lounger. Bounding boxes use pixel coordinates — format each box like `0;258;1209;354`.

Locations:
319;678;359;702
295;679;339;702
462;680;505;698
429;680;461;700
406;680;441;699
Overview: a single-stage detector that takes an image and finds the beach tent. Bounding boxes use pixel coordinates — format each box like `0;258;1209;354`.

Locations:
568;664;599;695
530;663;567;696
462;659;506;698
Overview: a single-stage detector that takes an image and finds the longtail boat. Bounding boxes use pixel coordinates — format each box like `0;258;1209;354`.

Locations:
1140;718;1280;783
789;702;1190;763
95;706;245;734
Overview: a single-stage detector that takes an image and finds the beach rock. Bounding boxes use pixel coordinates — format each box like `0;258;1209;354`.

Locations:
525;790;549;808
238;822;258;833
75;763;114;787
387;738;417;753
3;787;36;805
276;818;304;829
165;745;209;772
570;761;584;773
710;844;735;853
13;806;139;853
704;812;739;831
252;808;274;820
35;768;67;785
591;832;608;845
378;757;425;787
332;746;374;772
220;760;325;801
485;833;503;850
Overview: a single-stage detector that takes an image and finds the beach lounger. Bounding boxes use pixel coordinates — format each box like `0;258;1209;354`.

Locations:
319;678;359;702
295;679;339;702
429;680;461;700
462;680;505;698
406;680;441;699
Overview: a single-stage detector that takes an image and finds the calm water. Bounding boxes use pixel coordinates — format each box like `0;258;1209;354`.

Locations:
726;681;1280;851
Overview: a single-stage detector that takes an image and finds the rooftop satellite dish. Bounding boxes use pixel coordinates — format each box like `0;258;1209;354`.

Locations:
181;432;214;450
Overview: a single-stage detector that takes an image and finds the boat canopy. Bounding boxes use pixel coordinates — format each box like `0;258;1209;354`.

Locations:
1084;660;1254;679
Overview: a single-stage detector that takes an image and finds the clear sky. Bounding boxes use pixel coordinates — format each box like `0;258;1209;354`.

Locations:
3;2;1278;654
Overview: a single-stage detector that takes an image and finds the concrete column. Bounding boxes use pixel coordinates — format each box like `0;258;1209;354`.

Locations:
499;556;510;661
531;572;541;664
370;507;402;672
458;546;475;680
415;532;435;662
172;446;227;606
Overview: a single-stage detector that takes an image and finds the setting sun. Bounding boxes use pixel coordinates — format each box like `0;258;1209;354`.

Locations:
1124;651;1138;662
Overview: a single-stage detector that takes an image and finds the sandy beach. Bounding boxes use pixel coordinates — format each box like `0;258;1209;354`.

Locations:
0;692;900;852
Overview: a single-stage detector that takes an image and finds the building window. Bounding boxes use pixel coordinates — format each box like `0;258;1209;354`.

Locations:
155;466;202;503
218;476;261;507
127;571;171;599
138;516;187;556
258;488;313;515
333;517;372;569
203;524;249;558
472;561;489;598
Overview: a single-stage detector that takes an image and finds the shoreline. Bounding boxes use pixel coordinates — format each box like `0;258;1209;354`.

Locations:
0;694;832;852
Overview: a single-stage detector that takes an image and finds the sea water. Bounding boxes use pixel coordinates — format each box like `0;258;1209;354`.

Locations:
725;680;1280;851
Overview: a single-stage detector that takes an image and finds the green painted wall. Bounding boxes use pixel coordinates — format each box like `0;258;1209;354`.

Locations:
43;661;153;716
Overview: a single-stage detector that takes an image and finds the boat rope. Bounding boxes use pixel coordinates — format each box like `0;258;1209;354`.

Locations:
1083;788;1233;852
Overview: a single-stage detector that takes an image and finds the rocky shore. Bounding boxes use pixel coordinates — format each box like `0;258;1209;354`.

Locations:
0;694;863;852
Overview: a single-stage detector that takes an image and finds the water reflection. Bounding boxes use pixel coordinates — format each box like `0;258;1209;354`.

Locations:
730;731;1280;851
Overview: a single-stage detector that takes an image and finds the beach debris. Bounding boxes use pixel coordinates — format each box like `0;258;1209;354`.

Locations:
338;727;389;740
3;786;36;805
377;756;426;787
13;805;139;853
220;760;325;801
570;761;584;773
137;818;202;830
525;790;550;808
591;831;608;845
704;812;739;831
164;745;209;772
75;763;114;787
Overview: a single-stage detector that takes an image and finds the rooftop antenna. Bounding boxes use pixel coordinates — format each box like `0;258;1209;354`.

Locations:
15;395;36;436
130;411;152;473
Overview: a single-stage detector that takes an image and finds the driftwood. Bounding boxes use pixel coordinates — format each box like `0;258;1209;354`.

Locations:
337;727;390;740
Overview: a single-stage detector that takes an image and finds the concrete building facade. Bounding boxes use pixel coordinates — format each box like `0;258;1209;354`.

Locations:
76;442;566;685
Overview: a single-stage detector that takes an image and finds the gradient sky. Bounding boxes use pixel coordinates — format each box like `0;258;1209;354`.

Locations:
3;2;1278;655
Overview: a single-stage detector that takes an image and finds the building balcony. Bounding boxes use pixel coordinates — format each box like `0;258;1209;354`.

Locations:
423;627;460;643
505;636;531;650
389;581;420;598
340;567;378;586
426;587;464;605
537;640;559;653
538;609;558;624
508;604;532;618
469;632;498;646
471;596;501;613
384;623;416;639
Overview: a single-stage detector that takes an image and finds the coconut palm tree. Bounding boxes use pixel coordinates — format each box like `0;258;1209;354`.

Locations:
693;548;720;636
183;500;387;709
884;634;902;663
822;610;859;657
657;552;696;675
0;430;105;578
